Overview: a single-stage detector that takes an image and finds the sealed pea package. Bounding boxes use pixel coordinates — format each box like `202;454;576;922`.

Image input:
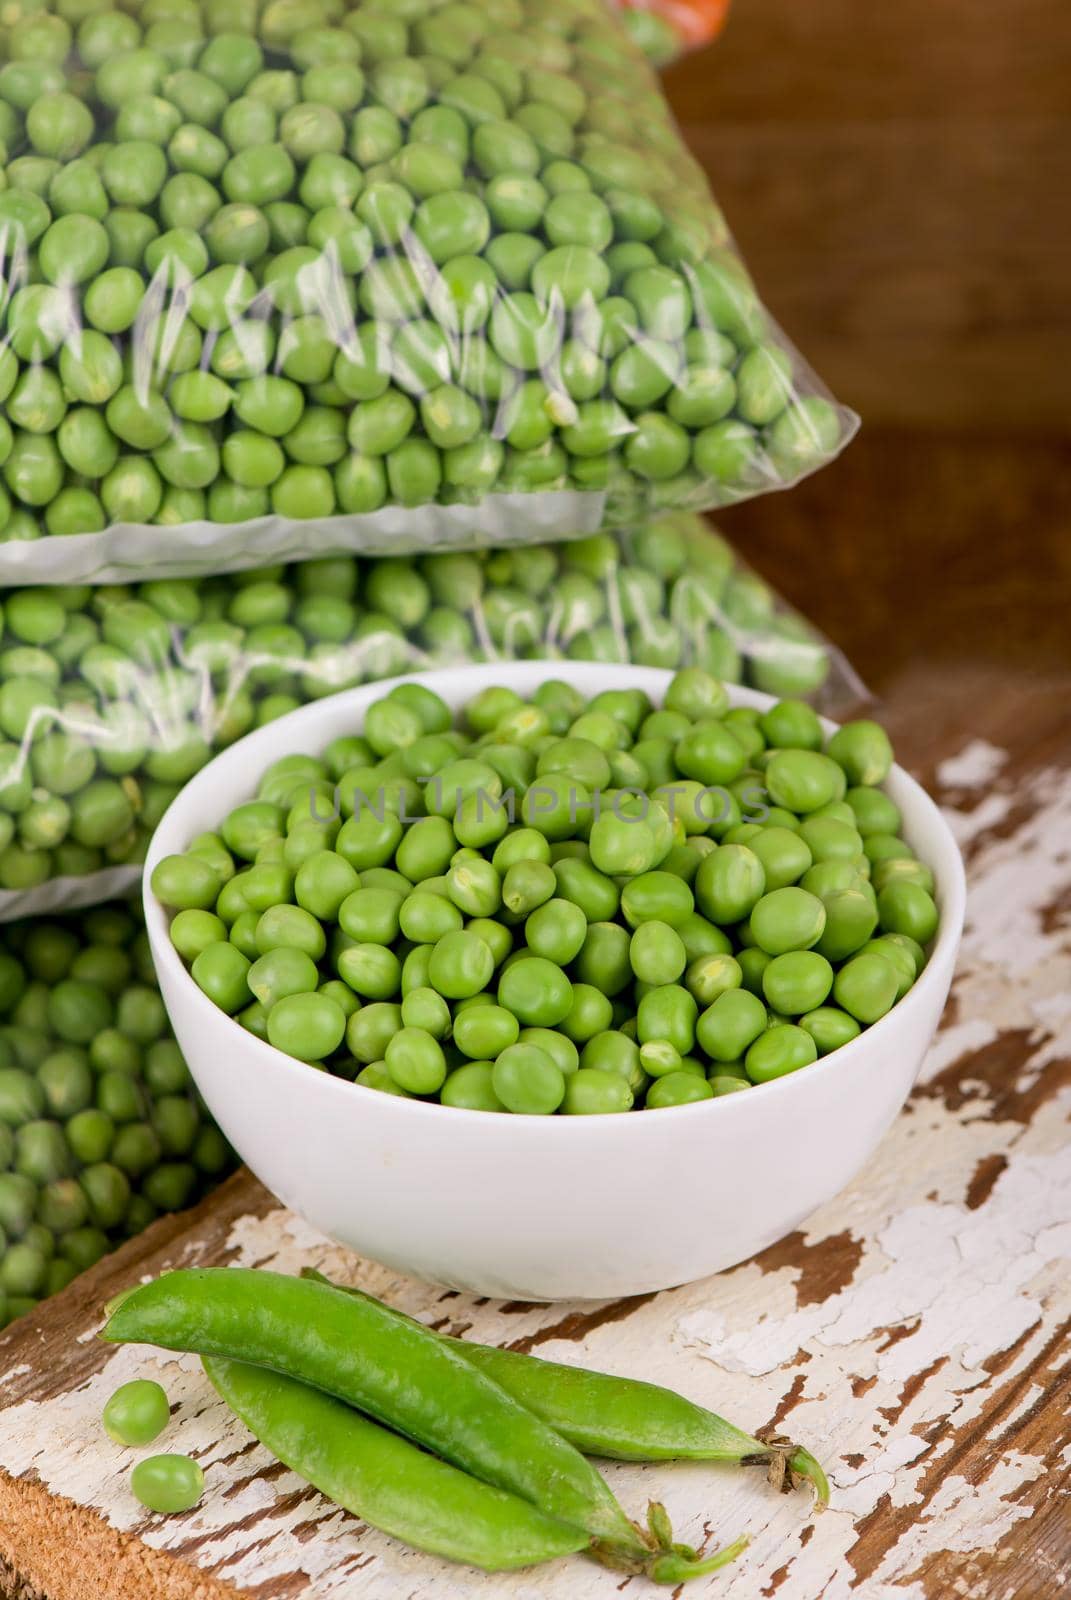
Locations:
0;0;854;585
0;901;237;1328
0;513;865;920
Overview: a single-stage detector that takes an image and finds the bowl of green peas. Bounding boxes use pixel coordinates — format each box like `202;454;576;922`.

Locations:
145;662;965;1300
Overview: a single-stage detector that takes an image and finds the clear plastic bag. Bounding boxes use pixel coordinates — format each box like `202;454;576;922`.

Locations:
615;1;731;67
0;0;854;586
0;900;236;1328
0;512;865;920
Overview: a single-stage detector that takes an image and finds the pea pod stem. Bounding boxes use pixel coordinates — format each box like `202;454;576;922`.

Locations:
651;1535;751;1585
204;1356;592;1573
303;1268;829;1508
103;1268;665;1561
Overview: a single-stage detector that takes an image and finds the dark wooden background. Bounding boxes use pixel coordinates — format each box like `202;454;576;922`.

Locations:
664;0;1071;692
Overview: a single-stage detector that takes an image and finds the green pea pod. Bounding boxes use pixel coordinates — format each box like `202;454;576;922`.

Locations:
103;1269;661;1567
303;1269;829;1507
203;1356;591;1573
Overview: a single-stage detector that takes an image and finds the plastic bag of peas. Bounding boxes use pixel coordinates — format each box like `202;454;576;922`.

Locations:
0;0;855;587
0;513;865;921
613;0;731;67
0;902;236;1329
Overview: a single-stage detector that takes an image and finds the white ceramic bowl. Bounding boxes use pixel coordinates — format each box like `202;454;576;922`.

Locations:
145;663;965;1302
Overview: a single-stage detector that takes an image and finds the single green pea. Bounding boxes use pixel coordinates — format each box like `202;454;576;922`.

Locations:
398;979;448;1043
877;882;940;945
750;887;827;956
440;1061;506;1112
385;1027;447;1095
497;954;571;1026
846;787;902;838
826;721;895;787
525;898;587;966
685;952;742;1007
629;921;687;986
130;1454;204;1516
492;1042;565;1116
103;1380;171;1447
762;951;834;1016
833;951;902;1024
152;854;222;912
191;943;250;1014
694;846;766;924
636;983;698;1056
559;983;614;1045
267;991;346;1062
765;750;846;815
696;988;767;1063
428;929;494;1000
745;1023;819;1084
647;1071;713;1109
800;1005;863;1056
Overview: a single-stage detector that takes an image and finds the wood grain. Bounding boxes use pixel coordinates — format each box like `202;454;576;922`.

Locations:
2;653;1068;1600
665;0;1071;429
719;431;1071;692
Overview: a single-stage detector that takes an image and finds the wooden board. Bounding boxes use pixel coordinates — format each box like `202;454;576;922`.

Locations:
718;430;1071;690
665;0;1071;430
1;649;1068;1600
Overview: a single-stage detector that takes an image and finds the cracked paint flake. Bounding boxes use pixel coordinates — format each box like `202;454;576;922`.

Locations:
935;739;1009;791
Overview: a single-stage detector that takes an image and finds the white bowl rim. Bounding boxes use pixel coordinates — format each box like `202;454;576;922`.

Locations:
144;661;966;1134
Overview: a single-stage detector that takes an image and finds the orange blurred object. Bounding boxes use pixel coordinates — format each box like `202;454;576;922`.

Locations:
621;0;731;52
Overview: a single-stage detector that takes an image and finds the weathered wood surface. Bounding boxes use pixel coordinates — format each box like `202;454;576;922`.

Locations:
1;656;1068;1600
668;0;1071;430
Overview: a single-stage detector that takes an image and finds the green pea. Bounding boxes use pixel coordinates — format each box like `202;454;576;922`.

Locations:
750;888;827;955
749;832;813;896
103;1379;172;1447
647;1071;713;1109
266;991;346;1062
765;751;845;815
685;952;742;1007
492;1042;565;1115
762;951;834;1016
800;1005;862;1056
152;854;222;912
446;855;501;918
833;951;901;1024
440;1061;505;1112
424;929;492;1000
130;1454;204;1515
562;1068;633;1115
525;898;587;966
191;943;250;1014
398;986;450;1041
497;955;571;1026
745;1023;819;1083
558;983;612;1045
694;846;765;924
877;882;940;945
696;988;767;1063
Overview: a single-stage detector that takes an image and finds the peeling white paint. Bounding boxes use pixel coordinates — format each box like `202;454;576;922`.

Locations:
944;791;1015;848
936;740;1009;791
919;1019;997;1080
